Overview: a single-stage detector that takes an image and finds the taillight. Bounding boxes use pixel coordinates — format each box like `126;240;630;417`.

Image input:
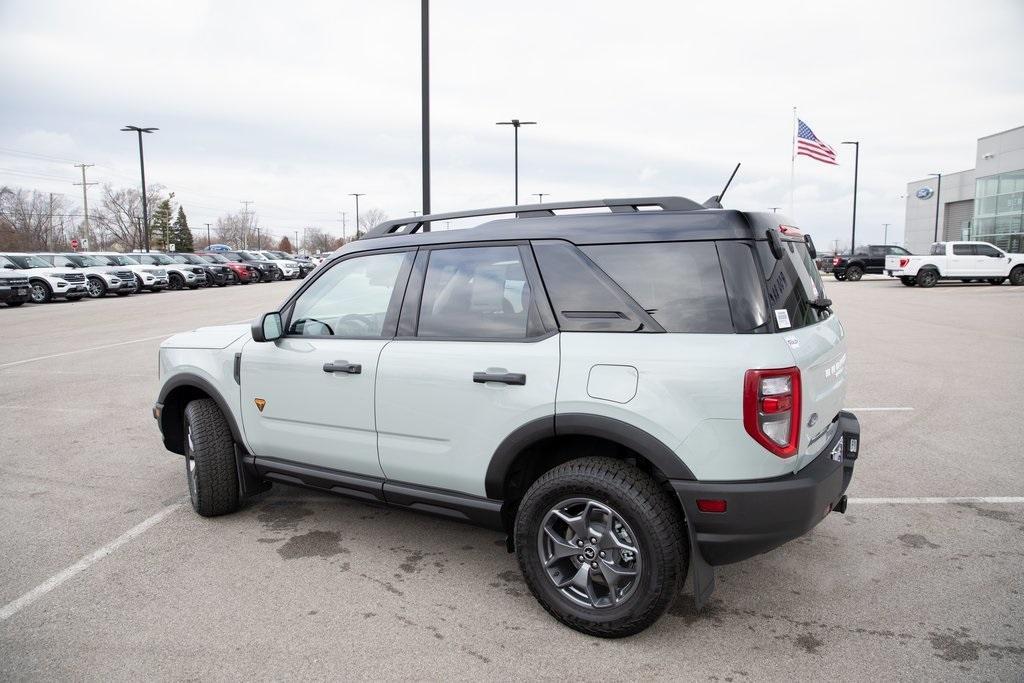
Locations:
898;258;909;268
832;257;841;265
743;367;801;458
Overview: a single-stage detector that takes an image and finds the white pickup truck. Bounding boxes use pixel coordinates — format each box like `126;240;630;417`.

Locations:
885;241;1024;288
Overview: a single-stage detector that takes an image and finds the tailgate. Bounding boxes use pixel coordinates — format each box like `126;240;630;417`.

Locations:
885;255;906;271
782;315;848;472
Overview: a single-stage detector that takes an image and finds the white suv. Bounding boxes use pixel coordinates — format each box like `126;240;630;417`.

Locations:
36;253;137;298
253;250;300;280
133;253;205;290
84;253;169;292
0;253;88;303
154;197;860;637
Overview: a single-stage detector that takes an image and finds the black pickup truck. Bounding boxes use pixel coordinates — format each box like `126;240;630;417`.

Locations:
832;245;912;281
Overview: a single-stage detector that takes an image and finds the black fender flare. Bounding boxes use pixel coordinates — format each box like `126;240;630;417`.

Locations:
157;373;245;454
484;413;696;499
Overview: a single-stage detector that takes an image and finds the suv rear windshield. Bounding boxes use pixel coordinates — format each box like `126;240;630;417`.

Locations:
754;239;830;330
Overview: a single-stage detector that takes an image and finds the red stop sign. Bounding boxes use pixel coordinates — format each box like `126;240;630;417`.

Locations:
70;238;80;250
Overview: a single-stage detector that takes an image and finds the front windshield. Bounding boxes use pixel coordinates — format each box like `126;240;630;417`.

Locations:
145;254;175;265
110;255;141;266
72;255;104;267
221;252;243;262
10;255;51;268
240;250;267;261
202;254;229;263
170;255;189;264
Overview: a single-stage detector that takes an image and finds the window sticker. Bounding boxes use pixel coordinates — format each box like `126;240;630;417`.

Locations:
775;309;792;329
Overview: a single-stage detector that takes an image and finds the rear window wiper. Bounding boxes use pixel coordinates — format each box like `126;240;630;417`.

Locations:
808;297;832;310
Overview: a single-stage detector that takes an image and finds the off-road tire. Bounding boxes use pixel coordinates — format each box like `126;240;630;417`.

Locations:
899;277;916;287
183;398;240;517
845;266;863;282
1010;266;1024;286
514;457;687;638
917;268;939;288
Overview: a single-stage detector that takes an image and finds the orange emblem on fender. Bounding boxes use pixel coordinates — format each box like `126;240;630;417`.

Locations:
254;398;266;413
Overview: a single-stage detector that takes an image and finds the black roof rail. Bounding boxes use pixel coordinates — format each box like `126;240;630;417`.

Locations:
360;196;707;240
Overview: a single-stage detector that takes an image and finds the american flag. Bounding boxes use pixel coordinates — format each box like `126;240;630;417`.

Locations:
796;119;838;165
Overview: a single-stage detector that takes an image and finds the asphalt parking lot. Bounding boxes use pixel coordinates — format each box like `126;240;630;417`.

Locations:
1;277;1022;680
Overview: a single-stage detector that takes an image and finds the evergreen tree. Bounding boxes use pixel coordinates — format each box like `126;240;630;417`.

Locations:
150;198;173;249
277;235;293;253
172;206;194;252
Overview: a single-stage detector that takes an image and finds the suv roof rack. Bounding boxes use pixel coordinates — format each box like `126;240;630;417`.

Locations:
360;196;707;240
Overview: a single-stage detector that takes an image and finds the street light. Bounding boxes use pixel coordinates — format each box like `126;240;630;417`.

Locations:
929;173;943;242
496;119;536;204
349;193;365;238
841;141;860;251
120;125;158;252
532;193;548;204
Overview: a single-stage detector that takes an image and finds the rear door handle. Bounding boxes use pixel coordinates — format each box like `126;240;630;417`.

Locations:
323;360;362;374
473;372;526;385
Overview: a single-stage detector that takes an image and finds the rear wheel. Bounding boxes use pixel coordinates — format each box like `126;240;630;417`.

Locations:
1009;265;1024;286
514;457;686;638
917;269;939;288
899;277;916;287
86;277;107;298
845;266;863;282
183;399;240;517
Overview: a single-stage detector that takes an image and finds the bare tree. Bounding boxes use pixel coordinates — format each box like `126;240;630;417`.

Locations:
357;208;388;238
92;183;164;251
0;186;77;251
214;211;248;248
303;227;336;254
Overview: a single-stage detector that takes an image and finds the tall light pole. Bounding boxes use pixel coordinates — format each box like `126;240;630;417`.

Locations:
841;141;860;251
532;193;548;204
496;119;536;204
882;223;890;244
930;173;943;242
205;223;212;248
421;0;431;219
349;193;365;238
120;125;158;252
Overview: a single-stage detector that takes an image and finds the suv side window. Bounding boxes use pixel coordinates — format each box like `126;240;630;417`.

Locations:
975;243;1003;257
952;244;975;256
582;242;734;333
287;251;412;338
417;246;537;339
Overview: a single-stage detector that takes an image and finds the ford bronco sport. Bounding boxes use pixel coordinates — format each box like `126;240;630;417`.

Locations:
154;196;859;637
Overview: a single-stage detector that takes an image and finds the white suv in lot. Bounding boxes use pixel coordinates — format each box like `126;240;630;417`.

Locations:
36;253;137;298
84;253;169;292
154;197;860;637
133;253;205;290
0;253;88;303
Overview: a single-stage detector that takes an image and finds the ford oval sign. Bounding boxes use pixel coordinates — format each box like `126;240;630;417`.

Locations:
915;187;934;200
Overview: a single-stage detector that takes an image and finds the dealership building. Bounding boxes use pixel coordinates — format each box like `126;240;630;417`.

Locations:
904;125;1024;254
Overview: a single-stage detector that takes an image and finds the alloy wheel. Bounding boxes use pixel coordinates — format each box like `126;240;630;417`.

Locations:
87;278;103;298
30;283;48;303
185;422;198;507
537;498;642;609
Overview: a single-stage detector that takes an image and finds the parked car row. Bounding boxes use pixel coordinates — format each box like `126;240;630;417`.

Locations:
817;241;1024;288
0;249;316;306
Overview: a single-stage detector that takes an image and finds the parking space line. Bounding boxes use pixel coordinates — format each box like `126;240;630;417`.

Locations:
0;502;183;623
846;407;914;412
0;318;254;371
849;496;1024;504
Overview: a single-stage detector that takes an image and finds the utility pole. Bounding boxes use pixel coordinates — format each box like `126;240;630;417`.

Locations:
294;230;299;253
930;173;943;242
47;193;55;250
338;211;348;242
349;194;364;238
205;223;212;248
882;223;890;244
121;126;158;252
496;119;537;204
532;193;548;204
841;141;860;251
73;164;96;245
240;200;254;249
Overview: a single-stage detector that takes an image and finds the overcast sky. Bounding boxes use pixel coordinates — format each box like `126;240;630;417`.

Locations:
1;0;1022;247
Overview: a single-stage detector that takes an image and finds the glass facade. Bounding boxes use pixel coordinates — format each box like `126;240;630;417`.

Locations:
972;170;1024;251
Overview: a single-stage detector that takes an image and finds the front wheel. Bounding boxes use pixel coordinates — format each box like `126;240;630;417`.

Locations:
29;281;52;303
183;399;241;517
87;277;107;298
1009;266;1024;286
168;273;184;291
514;457;686;638
845;266;863;282
917;269;939;288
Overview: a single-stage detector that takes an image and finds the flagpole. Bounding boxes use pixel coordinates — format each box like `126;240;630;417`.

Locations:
789;106;797;217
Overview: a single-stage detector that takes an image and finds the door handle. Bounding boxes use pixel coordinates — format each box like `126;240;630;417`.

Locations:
473;371;526;385
323;360;362;374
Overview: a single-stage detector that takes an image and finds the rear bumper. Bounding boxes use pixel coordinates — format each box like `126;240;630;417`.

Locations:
671;411;860;566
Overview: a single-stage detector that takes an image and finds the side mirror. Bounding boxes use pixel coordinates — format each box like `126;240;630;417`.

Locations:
252;312;283;342
804;234;817;259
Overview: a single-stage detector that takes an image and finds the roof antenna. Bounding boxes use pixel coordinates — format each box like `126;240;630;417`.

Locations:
703;162;741;209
